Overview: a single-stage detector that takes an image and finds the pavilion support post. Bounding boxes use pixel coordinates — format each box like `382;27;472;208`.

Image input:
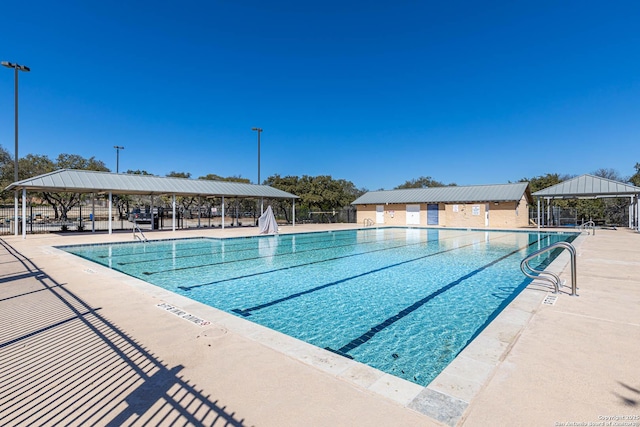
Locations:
14;192;18;236
198;196;201;228
108;192;113;235
636;195;639;232
222;196;225;230
292;199;296;227
546;198;551;227
172;195;176;232
91;194;95;233
537;197;540;230
21;188;26;239
151;196;155;231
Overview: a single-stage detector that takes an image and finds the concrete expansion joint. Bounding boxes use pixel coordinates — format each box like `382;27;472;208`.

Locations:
554;310;640;327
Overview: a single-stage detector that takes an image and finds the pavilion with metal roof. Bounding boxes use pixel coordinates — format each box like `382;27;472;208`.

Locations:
532;174;640;230
5;169;299;238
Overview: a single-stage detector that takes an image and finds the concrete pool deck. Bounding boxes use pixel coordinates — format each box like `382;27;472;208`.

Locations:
0;225;638;426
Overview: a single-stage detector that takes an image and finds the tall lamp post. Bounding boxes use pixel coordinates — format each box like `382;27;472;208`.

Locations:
251;127;263;215
2;61;30;236
114;145;124;173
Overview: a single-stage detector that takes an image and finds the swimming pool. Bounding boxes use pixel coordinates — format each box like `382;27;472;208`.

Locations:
61;228;577;386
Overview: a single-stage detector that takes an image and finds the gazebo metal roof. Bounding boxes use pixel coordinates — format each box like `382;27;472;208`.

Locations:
532;174;640;198
5;169;299;199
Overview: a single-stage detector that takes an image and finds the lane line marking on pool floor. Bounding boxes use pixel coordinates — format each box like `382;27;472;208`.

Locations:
156;303;212;327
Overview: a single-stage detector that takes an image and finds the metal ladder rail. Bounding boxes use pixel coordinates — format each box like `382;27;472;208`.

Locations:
363;218;374;227
520;241;577;296
579;220;595;235
133;222;148;243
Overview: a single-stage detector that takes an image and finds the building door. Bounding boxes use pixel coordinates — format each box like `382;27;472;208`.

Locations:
427;204;439;225
376;205;384;224
485;203;490;227
406;204;420;225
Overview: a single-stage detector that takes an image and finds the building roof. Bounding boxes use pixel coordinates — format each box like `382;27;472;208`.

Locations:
533;174;640;198
351;182;532;205
5;169;299;199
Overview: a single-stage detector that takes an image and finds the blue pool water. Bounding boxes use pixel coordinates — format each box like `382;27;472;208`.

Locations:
61;228;577;386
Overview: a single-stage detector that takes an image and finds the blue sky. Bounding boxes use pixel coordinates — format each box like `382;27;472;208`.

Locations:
2;1;639;190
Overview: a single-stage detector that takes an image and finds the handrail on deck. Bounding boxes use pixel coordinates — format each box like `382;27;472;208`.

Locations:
579;220;596;235
520;241;577;296
133;222;148;243
363;218;374;227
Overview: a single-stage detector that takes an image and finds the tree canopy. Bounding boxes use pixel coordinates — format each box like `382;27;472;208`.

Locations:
394;176;456;189
199;174;250;183
264;174;364;222
167;171;191;179
125;169;154;175
0;151;110;220
629;163;640;187
518;173;573;193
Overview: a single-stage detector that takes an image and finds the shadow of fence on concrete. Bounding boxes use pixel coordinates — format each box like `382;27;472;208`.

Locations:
0;238;249;426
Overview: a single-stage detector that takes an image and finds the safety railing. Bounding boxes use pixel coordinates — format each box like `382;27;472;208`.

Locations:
363;218;374;227
520;241;577;296
578;220;596;235
133;222;148;243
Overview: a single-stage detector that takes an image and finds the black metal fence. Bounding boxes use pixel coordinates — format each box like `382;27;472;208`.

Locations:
529;199;636;228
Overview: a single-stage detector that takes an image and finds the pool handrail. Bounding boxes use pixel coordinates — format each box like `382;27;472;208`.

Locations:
520;241;577;296
133;222;148;243
578;220;596;235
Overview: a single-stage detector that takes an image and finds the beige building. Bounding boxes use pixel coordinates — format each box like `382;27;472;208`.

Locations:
352;183;533;228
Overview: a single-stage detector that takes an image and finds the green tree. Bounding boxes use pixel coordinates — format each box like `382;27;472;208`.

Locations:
263;174;299;222
40;154;110;221
395;176;456;189
125;169;154;175
9;152;110;220
0;145;13;194
18;154;56;179
629;163;640;187
167;171;191;179
264;174;362;223
199;173;224;181
199;173;250;184
56;154;108;171
519;173;572;193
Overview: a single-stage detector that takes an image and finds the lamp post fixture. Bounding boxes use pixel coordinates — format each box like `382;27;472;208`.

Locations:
114;145;124;173
2;61;30;236
251;127;263;214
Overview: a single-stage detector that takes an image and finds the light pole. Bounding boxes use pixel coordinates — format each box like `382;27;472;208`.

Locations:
2;61;30;236
252;127;263;214
114;145;124;173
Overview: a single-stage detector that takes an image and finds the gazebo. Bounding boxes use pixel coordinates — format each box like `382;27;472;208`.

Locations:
532;174;640;230
5;169;299;238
